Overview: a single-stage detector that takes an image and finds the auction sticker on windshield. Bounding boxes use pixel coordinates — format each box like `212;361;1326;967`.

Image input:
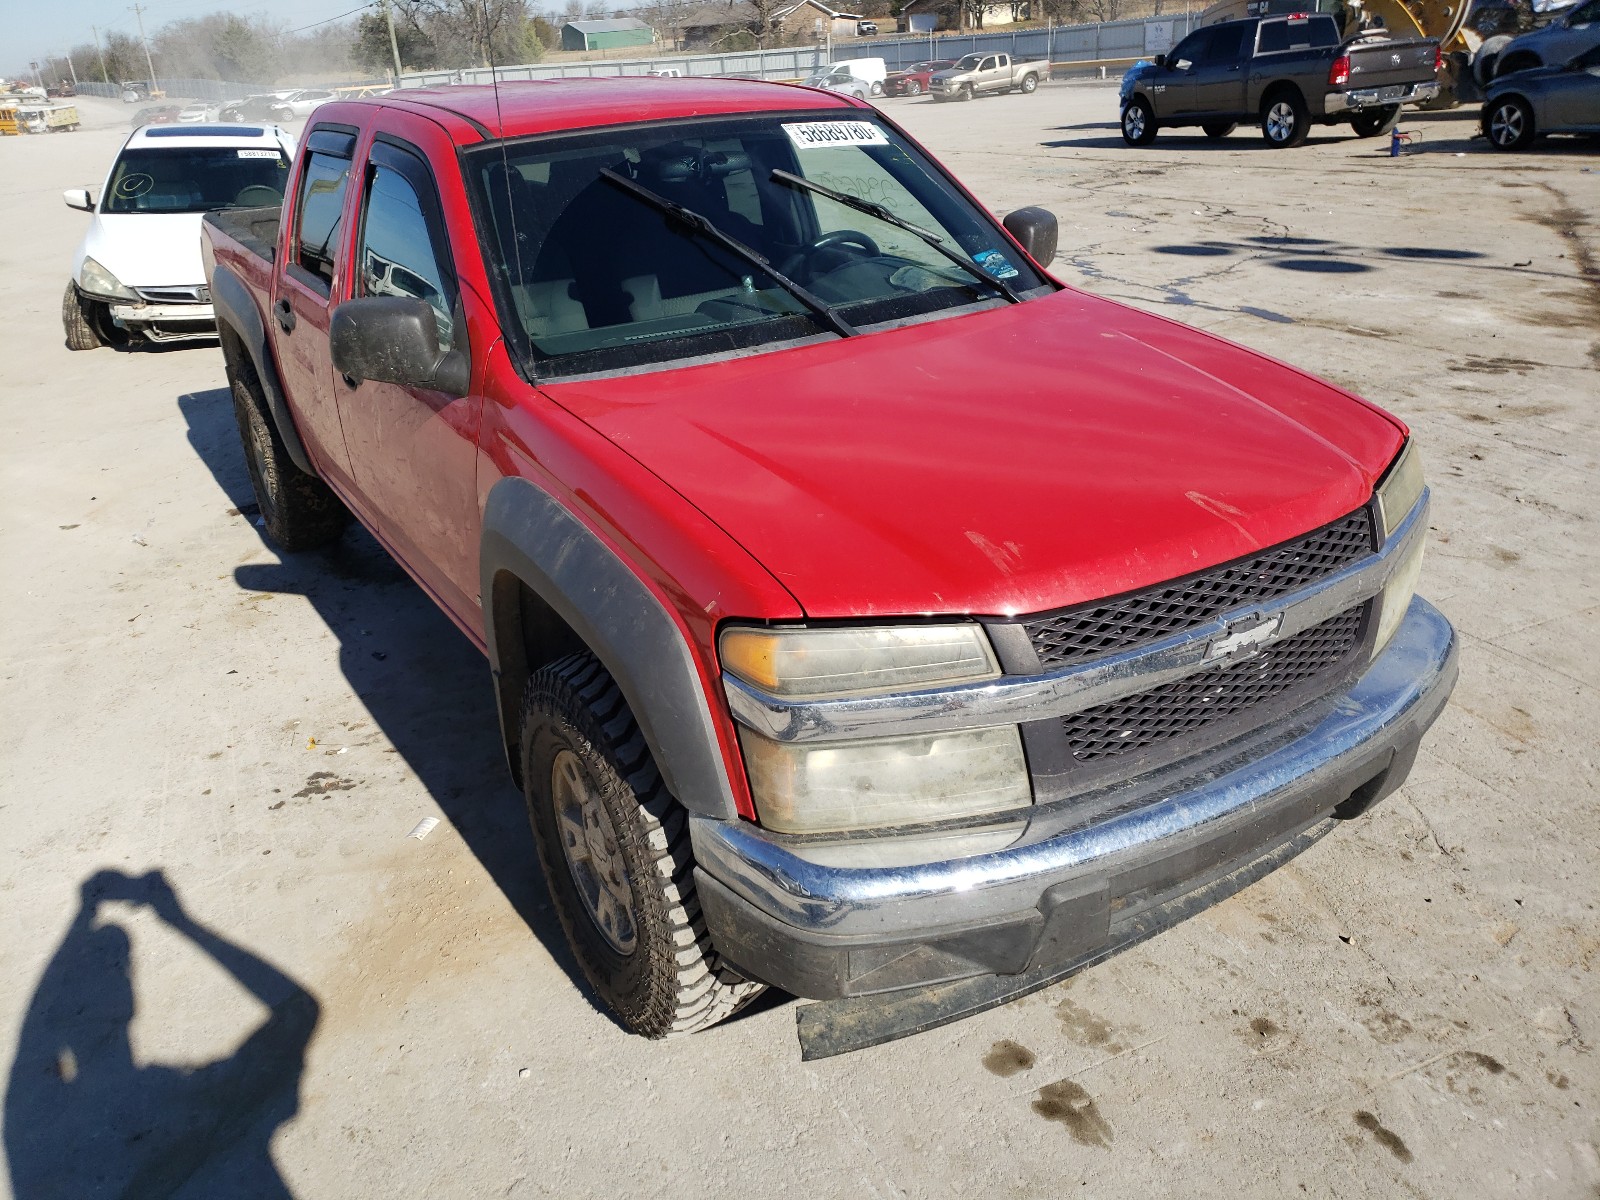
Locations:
784;121;889;150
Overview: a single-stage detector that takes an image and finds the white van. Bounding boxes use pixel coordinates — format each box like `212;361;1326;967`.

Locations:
823;57;888;96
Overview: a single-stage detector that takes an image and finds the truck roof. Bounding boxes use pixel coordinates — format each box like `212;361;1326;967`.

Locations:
376;78;860;143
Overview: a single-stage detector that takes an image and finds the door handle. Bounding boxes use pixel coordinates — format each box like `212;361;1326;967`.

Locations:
272;297;296;333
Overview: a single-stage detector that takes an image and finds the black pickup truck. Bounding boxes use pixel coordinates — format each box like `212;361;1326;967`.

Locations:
1120;14;1441;147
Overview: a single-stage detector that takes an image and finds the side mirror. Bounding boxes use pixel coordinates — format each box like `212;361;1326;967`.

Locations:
329;296;470;397
1153;53;1167;68
63;187;94;212
1003;206;1058;269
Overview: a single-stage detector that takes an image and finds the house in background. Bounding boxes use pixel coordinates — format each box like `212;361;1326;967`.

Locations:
899;0;1030;28
560;17;658;51
672;0;867;48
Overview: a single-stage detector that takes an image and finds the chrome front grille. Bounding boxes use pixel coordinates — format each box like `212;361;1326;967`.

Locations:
135;285;210;304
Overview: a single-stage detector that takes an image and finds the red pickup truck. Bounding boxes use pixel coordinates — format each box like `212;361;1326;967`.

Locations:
201;79;1457;1057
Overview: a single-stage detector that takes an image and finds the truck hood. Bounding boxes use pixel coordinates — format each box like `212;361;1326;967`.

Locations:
543;288;1406;619
77;212;207;289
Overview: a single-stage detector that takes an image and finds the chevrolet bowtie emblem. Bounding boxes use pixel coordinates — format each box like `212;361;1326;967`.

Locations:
1206;613;1283;663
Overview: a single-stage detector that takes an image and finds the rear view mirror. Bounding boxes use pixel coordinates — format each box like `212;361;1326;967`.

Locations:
1153;53;1167;68
329;296;469;396
1003;207;1059;269
63;188;94;212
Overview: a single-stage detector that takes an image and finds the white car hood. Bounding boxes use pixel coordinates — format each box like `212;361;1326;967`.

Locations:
74;212;207;291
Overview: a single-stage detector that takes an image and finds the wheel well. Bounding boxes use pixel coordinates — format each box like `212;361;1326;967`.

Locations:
1497;52;1540;74
1260;82;1303;112
490;570;588;787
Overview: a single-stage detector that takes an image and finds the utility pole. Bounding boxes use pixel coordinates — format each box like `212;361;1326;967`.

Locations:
62;50;80;87
383;0;404;79
130;2;158;93
91;25;109;83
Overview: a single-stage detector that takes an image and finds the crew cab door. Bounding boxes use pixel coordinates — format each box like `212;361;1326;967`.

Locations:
1191;22;1251;113
1160;28;1218;113
336;123;484;623
271;124;358;488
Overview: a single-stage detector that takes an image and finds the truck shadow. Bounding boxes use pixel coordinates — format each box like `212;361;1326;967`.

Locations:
176;387;789;1033
5;869;315;1199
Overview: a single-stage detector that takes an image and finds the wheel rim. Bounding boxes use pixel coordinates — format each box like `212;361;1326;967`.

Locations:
909;81;921;95
1125;106;1146;137
1266;101;1296;141
1490;103;1523;145
552;749;638;955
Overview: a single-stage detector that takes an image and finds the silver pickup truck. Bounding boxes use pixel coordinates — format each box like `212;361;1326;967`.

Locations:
931;52;1052;100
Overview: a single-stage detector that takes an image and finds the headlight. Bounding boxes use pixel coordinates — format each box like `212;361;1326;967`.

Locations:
1373;440;1427;655
720;623;999;699
79;257;138;301
1375;439;1424;541
738;725;1032;834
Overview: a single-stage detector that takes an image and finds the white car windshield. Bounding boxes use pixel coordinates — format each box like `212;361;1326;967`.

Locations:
103;146;291;214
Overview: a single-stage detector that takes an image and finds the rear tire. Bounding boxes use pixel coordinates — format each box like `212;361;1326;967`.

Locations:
62;282;105;351
1020;73;1038;94
1202;120;1237;139
1483;95;1535;150
1121;97;1158;145
521;653;765;1037
1350;104;1401;137
870;80;883;97
230;362;348;550
1261;89;1310;147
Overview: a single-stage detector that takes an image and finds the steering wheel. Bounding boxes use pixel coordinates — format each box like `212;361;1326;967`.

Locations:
781;229;882;282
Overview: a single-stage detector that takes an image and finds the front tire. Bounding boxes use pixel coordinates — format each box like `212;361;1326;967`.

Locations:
1020;73;1038;94
521;653;765;1037
907;80;923;96
1261;89;1310;147
1121;97;1158;145
958;83;975;101
230;362;348;550
1350;104;1401;137
869;80;883;97
1483;95;1535;150
62;282;105;351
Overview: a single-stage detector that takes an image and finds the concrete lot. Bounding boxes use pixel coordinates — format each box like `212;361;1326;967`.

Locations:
0;91;1595;1198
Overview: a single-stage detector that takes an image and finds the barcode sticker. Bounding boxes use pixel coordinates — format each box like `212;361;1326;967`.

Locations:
783;121;889;150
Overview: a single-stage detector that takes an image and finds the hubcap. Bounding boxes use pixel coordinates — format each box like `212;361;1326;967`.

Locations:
1490;105;1523;145
1125;107;1145;137
1267;102;1296;141
552;749;638;955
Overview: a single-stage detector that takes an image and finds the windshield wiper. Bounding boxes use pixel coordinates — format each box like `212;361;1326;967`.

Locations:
769;168;1021;304
598;168;856;339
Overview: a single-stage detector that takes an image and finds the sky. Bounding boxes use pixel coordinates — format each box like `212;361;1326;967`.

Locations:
11;0;402;78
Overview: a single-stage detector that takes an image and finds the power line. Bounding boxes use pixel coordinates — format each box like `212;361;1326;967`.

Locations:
285;3;377;34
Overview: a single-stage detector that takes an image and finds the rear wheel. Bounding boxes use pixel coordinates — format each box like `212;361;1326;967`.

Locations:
1020;73;1038;94
521;653;765;1037
1350;104;1401;137
230;363;348;550
62;282;105;351
870;80;884;97
1121;97;1158;145
1483;95;1535;150
1261;89;1310;147
1202;120;1237;140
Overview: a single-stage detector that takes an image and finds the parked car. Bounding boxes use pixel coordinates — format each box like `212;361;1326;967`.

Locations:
857;20;879;33
199;81;1455;1056
646;67;684;77
219;91;296;122
1487;0;1600;76
130;105;183;129
1481;41;1600;146
884;59;955;96
120;80;151;103
802;66;873;99
1119;14;1440;147
930;52;1051;100
811;56;887;96
61;122;296;349
177;101;217;123
271;88;335;120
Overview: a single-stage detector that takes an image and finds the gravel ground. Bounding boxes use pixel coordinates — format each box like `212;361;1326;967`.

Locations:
1;89;1595;1199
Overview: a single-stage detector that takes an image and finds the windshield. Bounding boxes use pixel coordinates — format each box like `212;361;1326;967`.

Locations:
470;113;1049;377
102;146;291;214
954;55;983;69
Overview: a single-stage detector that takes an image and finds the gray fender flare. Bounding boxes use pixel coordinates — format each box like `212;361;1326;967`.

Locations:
480;475;740;821
210;263;318;477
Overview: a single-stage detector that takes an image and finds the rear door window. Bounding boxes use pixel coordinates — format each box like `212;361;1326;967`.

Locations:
291;128;355;295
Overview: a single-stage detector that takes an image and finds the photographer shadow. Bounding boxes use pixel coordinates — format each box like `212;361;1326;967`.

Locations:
5;870;316;1199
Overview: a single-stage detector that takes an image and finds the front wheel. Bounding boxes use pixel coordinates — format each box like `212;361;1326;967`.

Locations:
1020;73;1038;94
1202;120;1237;140
521;653;765;1037
1350;104;1401;137
907;80;923;96
870;80;883;97
1261;90;1310;147
1121;97;1158;145
1483;96;1535;150
62;282;105;351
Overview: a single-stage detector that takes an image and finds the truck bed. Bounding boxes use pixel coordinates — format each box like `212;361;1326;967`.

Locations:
203;205;280;265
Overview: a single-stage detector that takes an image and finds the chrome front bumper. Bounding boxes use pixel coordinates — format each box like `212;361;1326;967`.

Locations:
694;596;1457;995
1327;79;1441;112
109;300;216;341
